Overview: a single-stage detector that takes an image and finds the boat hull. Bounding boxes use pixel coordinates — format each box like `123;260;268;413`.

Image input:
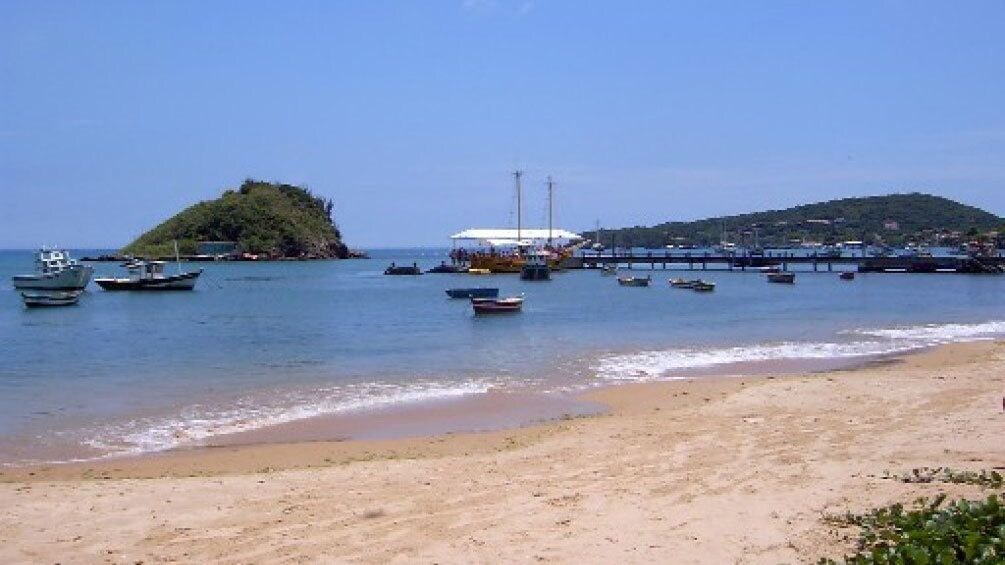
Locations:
520;264;551;281
95;271;202;291
471;297;524;314
766;273;795;284
12;265;93;291
20;290;82;307
618;277;651;287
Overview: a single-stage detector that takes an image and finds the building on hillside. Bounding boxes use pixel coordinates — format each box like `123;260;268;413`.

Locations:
883;219;900;231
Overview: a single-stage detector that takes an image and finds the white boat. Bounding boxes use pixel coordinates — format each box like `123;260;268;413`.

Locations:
21;290;82;308
11;248;93;291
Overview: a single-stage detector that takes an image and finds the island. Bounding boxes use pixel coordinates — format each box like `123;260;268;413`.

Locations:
122;179;353;260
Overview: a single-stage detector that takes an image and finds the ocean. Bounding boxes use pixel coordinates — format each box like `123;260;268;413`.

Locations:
1;248;1003;465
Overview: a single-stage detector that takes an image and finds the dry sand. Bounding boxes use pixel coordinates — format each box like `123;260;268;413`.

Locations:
1;341;1003;564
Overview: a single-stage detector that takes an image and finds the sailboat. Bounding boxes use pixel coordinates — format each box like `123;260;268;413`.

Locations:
520;177;555;281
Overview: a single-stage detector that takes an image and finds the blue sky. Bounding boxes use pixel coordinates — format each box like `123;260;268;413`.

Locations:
2;1;1004;248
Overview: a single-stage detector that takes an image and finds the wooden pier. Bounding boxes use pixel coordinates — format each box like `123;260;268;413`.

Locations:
573;251;1005;274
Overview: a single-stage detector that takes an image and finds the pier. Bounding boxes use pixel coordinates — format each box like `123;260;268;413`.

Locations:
573;251;1005;274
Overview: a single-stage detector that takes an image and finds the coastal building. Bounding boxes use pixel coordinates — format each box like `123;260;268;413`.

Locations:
883;219;900;231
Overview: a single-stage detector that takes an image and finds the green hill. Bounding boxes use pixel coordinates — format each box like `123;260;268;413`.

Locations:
123;179;349;258
587;193;1003;249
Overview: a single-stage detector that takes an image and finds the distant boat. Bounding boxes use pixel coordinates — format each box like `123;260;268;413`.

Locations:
840;272;855;281
472;295;524;314
427;262;466;274
520;250;551;281
468;268;492;275
767;272;795;284
384;262;422;275
11;248;93;291
20;290;82;308
446;287;499;299
601;264;618;276
669;278;694;288
95;261;202;291
691;280;716;292
618;275;651;287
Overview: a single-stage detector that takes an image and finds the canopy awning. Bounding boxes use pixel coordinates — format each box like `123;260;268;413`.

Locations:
451;228;583;242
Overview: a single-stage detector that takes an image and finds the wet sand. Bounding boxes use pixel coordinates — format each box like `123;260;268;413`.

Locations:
1;341;1003;563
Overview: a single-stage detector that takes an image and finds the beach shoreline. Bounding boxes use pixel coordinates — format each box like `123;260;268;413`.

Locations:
1;340;1003;563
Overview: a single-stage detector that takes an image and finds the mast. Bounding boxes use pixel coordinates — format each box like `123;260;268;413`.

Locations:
513;170;524;246
547;176;554;245
173;240;182;274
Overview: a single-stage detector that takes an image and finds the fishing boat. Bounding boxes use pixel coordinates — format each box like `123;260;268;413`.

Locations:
669;278;694;288
20;290;82;308
95;261;203;290
520;249;551;281
11;248;93;291
601;264;618;276
766;272;796;284
840;271;855;281
384;263;422;275
691;280;716;292
468;268;492;275
618;275;652;287
95;241;202;291
445;287;499;299
472;295;524;314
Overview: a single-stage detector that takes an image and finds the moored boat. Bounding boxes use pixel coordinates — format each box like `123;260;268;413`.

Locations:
618;275;652;287
520;250;551;281
601;264;618;276
20;290;82;307
767;272;796;284
11;248;93;291
669;278;694;288
691;280;716;292
840;272;855;281
472;295;524;314
384;263;422;275
427;262;466;274
446;287;499;299
468;268;492;275
95;261;202;291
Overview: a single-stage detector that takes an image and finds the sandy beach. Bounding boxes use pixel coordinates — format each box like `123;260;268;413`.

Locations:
1;341;1003;564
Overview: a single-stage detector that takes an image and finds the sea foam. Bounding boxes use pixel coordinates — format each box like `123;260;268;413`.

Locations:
592;319;1005;382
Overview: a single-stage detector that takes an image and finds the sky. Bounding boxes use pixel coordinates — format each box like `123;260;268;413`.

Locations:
2;1;1004;248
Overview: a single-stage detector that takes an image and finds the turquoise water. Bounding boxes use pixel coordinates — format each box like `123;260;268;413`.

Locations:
1;248;1003;463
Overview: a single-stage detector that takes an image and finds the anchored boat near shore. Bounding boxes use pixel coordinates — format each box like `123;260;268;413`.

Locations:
11;248;93;291
95;261;203;291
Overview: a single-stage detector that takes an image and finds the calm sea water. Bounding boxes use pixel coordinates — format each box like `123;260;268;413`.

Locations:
1;248;1003;464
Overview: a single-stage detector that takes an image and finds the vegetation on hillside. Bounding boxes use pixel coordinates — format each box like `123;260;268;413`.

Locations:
123;179;349;258
587;193;1003;249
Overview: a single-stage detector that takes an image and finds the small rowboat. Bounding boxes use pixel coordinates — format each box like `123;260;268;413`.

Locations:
21;290;82;307
472;296;524;314
618;276;651;287
839;272;855;281
446;287;499;299
600;264;618;276
767;272;795;284
691;280;715;292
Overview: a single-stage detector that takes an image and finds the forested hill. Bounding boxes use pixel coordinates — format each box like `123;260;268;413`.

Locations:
122;179;349;258
586;193;1003;248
